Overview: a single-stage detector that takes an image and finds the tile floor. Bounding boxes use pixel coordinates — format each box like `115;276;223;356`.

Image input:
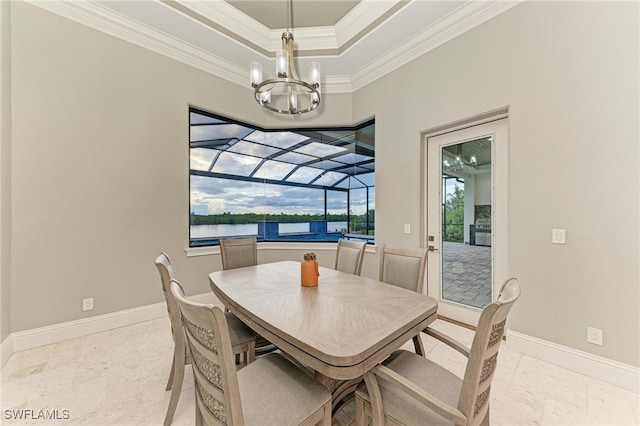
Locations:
1;313;638;425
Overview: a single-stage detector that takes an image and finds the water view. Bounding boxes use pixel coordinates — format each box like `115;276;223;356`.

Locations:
190;222;348;239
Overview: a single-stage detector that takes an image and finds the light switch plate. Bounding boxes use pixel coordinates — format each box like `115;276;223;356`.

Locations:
404;224;410;234
552;229;566;244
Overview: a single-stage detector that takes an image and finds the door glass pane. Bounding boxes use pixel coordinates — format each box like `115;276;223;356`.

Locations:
440;137;492;309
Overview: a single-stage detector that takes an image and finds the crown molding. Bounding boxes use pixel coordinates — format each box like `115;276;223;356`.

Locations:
351;0;524;91
334;0;405;48
173;0;271;48
26;0;348;92
27;0;250;88
26;0;521;95
323;75;353;94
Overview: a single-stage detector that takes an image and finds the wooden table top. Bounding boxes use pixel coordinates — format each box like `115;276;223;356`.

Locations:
209;261;438;380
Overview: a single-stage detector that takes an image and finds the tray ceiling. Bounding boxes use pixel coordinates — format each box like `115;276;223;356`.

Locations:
29;0;521;93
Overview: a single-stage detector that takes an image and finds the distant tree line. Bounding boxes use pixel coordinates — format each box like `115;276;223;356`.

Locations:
349;209;375;235
190;212;349;225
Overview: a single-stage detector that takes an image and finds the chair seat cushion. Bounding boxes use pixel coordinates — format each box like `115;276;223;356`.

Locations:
355;350;463;426
225;312;256;346
238;353;331;425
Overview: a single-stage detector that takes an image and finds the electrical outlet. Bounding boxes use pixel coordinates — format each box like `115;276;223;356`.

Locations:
587;327;603;346
82;298;94;311
552;228;566;244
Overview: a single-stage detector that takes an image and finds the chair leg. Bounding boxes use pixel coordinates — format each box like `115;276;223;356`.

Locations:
247;341;256;364
233;341;255;368
355;396;365;426
195;403;203;426
413;334;426;356
165;353;176;391
480;403;490;426
321;403;332;426
164;350;186;426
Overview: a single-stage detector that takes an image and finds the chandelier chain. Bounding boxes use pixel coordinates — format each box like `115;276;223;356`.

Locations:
286;0;291;33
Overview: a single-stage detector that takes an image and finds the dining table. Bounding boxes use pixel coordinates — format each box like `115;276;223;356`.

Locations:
209;260;438;410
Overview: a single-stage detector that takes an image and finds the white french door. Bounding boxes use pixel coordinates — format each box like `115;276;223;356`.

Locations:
424;118;508;326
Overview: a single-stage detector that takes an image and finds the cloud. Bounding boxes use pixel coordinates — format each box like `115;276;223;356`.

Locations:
191;174;374;216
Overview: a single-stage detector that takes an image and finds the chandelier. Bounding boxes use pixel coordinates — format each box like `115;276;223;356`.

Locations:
249;0;321;115
443;152;478;173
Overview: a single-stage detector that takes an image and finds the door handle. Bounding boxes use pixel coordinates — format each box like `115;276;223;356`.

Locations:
427;236;438;251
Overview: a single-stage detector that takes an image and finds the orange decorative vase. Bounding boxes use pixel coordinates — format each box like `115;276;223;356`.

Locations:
301;252;319;287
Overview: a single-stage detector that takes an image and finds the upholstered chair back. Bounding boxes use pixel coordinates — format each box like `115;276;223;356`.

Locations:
378;244;428;293
220;237;258;270
335;239;367;276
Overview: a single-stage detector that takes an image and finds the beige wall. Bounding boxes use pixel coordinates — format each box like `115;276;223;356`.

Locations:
3;1;639;370
8;3;352;332
1;0;12;342
353;1;639;366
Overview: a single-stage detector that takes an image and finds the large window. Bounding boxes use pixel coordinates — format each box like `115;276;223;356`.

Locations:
189;108;375;246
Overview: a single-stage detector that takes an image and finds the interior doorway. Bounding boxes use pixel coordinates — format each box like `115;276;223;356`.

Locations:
423;118;508;326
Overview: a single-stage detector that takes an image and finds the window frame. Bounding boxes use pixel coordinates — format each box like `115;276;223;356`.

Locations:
189;108;375;247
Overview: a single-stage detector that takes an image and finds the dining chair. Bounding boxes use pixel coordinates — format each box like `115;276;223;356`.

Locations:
378;244;428;355
335;238;367;276
154;252;256;426
354;278;521;426
170;280;332;426
219;236;258;270
219;237;276;355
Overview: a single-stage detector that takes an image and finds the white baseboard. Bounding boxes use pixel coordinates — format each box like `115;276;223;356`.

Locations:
0;292;217;366
3;303;638;395
507;329;639;393
1;333;14;366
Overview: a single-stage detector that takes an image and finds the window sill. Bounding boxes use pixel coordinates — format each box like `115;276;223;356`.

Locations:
184;241;377;258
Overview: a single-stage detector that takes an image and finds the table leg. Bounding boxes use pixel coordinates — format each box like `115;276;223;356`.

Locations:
279;351;366;415
313;371;364;414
